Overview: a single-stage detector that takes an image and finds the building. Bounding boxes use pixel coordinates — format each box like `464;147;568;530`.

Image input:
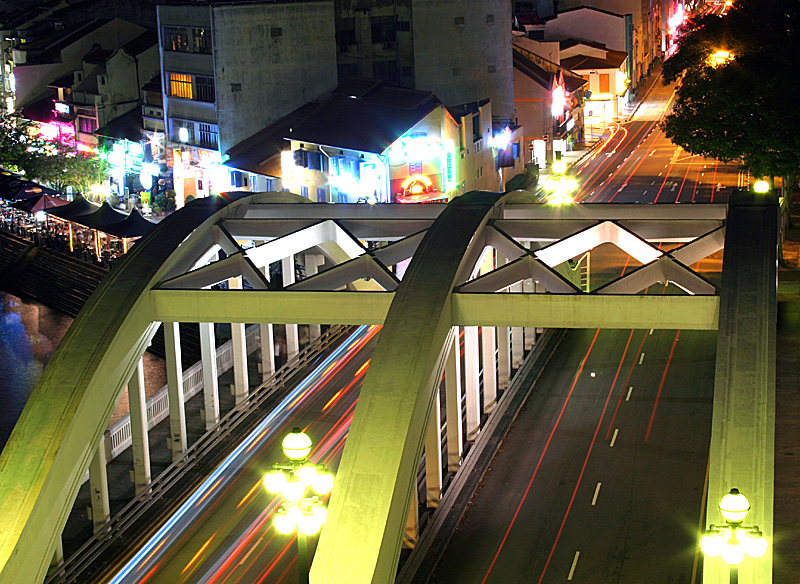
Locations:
559;39;627;124
225;80;522;203
333;0;514;122
157;0;338;206
512;35;587;166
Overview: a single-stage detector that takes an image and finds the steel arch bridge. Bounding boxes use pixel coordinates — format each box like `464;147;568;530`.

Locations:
0;190;776;584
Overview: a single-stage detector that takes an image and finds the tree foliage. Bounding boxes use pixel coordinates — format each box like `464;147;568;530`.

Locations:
0;112;108;193
661;0;800;179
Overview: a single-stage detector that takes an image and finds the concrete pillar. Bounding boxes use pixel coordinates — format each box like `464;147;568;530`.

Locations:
511;325;524;368
497;326;511;389
259;265;276;382
199;322;220;430
403;486;418;549
260;322;276;382
88;437;110;532
164;322;186;460
445;332;463;471
228;277;249;404
283;255;299;359
463;326;480;441
425;392;442;508
304;253;323;340
481;326;497;413
127;358;151;494
523;279;535;349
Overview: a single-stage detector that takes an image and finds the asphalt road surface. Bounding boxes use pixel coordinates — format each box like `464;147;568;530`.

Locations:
573;80;746;205
427;327;717;584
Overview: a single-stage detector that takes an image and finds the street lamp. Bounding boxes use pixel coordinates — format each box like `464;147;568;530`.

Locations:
540;159;577;205
708;50;734;67
753;180;770;194
701;488;768;584
263;428;334;584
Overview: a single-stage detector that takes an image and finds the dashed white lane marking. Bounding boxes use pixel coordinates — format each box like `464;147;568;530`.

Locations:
626;386;633;401
568;551;581;580
591;482;602;506
639;353;645;365
649;329;654;335
610;428;619;447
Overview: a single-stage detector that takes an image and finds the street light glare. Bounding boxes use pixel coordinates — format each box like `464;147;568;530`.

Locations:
552;159;567;174
263;470;287;494
708;49;734;67
312;472;335;495
282;427;312;460
753;180;770;193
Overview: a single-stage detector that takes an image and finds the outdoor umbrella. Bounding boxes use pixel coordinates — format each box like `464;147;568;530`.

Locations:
73;200;127;231
101;208;157;238
47;194;100;221
0;178;60;201
10;194;68;213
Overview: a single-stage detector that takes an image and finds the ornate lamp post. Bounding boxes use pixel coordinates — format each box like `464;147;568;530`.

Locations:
263;428;334;584
700;488;768;584
540;159;578;205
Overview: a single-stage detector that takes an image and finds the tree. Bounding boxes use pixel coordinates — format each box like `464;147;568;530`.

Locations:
661;0;800;182
0;112;108;193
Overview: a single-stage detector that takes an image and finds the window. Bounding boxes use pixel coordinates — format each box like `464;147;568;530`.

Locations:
78;116;97;133
163;26;189;52
472;114;481;142
487;65;496;73
172;119;194;143
192;28;211;54
271;27;282;38
300;185;309;198
195;75;215;102
169;73;193;99
232;170;249;188
373;60;397;82
317;187;327;202
371;15;397;43
486;14;495;23
599;73;610;93
336;18;357;48
397;20;410;32
198;123;218;150
512;142;520;159
454;16;465;26
452;67;462;76
163;26;211;53
338;63;359;82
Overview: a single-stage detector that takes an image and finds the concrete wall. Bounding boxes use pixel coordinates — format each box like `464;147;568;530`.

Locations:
543;8;626;53
412;0;514;121
212;1;338;154
513;64;549;140
104;43;160;127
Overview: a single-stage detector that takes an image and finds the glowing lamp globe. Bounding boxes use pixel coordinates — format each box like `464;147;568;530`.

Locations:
552;160;567;174
753;180;770;193
282;479;306;503
263;470;287;494
719;489;750;523
743;531;768;558
311;472;334;495
297;465;317;486
282;428;312;461
274;507;299;534
313;505;329;525
721;539;746;565
297;512;323;536
700;529;728;557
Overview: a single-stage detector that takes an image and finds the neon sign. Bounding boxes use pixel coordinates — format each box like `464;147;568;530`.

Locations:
551;85;567;117
401;174;433;195
441;139;457;192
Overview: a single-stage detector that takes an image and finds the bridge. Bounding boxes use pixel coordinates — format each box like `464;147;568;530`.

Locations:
0;189;777;584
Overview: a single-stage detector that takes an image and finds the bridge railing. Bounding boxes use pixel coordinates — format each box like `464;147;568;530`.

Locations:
50;323;354;584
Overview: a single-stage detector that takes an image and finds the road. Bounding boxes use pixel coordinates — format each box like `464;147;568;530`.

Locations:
102;325;380;584
426;327;716;584
573;79;746;204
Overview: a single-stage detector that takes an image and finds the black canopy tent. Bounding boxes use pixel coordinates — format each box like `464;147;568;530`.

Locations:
72;200;127;230
100;208;157;238
10;194;68;213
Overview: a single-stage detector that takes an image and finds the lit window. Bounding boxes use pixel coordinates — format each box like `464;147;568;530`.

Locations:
169;73;193;99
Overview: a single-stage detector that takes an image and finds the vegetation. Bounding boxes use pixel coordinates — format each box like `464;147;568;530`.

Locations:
661;0;800;184
0;112;108;193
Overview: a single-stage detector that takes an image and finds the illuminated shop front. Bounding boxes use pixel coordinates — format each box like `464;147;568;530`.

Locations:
171;146;226;208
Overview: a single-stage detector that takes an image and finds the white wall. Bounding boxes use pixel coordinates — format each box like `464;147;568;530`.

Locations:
543;8;626;52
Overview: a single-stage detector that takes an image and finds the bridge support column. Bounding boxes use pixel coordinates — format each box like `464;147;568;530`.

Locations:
425;390;442;508
127;358;151;494
283;255;299;359
704;191;776;584
199;322;220;430
445;331;463;471
304;253;323;340
481;326;497;412
164;322;187;460
463;326;481;441
259;266;276;382
88;437;109;532
49;537;63;571
228;277;249;404
523;279;536;350
511;324;524;368
498;326;511;389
